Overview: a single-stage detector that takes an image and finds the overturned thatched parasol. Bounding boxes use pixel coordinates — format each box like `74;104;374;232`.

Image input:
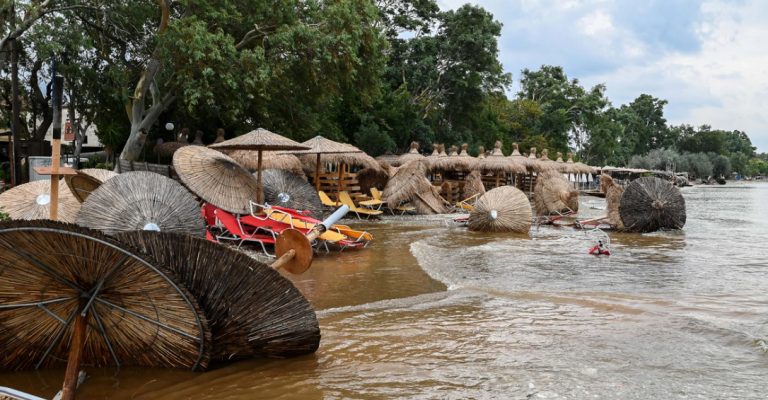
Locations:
601;174;625;228
412;184;449;214
468;186;532;233
64;168;119;203
173;145;260;215
260;169;323;216
0;220;212;372
117;232;320;360
382;159;432;206
463;170;486;199
76;171;205;237
225;150;305;178
0;179;80;223
357;166;390;195
533;170;579;216
619;176;686;232
397;141;425;166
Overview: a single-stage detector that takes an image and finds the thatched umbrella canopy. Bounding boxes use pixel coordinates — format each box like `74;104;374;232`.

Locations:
538;149;559;171
173;145;260;214
192;130;205;145
463;170;486;199
213;128;226;143
117;232;320;360
225;150;305;178
425;144;442;168
382;159;432;206
476;141;526;183
468;186;532;233
433;144;476;172
567;152;596;174
413;184;449;214
397;141;425;166
154;129;190;158
376;153;401;167
477;145;486;159
209;128;310;203
357;166;390;195
76;171;205;237
554;152;577;174
64;168;119;203
0;180;80;223
260;169;323;216
286;135;376;192
0;220;211;372
508;142;533;169
601;174;625;228
619;176;686;232
533;170;579;216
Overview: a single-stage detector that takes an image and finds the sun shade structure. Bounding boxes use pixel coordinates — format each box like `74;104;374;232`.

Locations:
619;176;686;232
0;180;80;223
397;141;425;166
76;171;205;237
477;141;526;175
533;170;579;215
434;144;477;172
600;174;625;228
117;232;320;360
285;135;370;192
64;168;119;203
154;130;190;158
357;166;390;196
260;169;323;217
468;186;532;233
463;170;486;199
224;150;305;178
382;159;447;214
209;128;310;203
507;143;533;169
0;220;211;372
173;145;260;214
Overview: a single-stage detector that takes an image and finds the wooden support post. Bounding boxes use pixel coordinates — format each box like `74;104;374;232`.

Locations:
60;306;88;400
49;74;65;220
256;149;263;204
315;153;321;192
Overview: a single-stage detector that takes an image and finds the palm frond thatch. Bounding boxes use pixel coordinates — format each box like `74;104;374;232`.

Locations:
116;232;320;360
260;169;323;216
173;146;259;214
0;180;81;223
76;171;205;236
0;220;211;371
468;186;532;233
619;176;686;232
533;170;579;215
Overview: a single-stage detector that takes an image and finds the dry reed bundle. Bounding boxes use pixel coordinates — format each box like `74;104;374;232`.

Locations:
225;150;305;177
0;179;80;223
382;159;432;206
65;168;119;203
260;169;323;216
173;146;260;214
117;232;320;360
357;166;390;195
412;184;449;214
76;171;205;236
463;170;486;199
468;186;532;233
619;176;686;232
533;170;579;215
0;220;211;371
600;174;624;228
397;141;425;166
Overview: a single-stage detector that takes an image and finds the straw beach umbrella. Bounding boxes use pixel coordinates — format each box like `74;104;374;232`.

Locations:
0;220;211;372
154;129;190;158
117;232;320;360
0;180;80;223
260;169;323;216
463;170;486;199
209;128;310;204
357;166;390;195
533;170;579;216
508;143;533;169
64;168;119;203
397;141;425;166
225;150;305;178
476;141;526;188
468;186;532;233
619;176;686;232
382;159;432;207
600;174;625;228
287;135;370;193
76;171;205;237
173;146;260;214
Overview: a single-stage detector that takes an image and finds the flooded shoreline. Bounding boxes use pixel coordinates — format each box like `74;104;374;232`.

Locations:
2;183;767;399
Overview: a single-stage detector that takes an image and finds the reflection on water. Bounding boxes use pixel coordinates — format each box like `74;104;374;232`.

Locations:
1;183;767;399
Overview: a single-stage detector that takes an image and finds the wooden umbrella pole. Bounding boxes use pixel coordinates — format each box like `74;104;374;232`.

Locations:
271;205;349;274
495;173;501;188
256;149;263;204
315;153;321;192
337;162;344;198
49;74;65;220
60;305;88;400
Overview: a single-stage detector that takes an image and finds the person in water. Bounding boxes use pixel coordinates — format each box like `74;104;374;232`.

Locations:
589;239;611;256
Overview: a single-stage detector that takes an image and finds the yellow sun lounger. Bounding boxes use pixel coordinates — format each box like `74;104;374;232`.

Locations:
456;193;480;211
339;191;383;219
267;211;348;243
370;188;414;215
318;190;341;207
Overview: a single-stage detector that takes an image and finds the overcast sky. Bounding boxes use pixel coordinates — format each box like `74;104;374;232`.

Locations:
437;0;768;152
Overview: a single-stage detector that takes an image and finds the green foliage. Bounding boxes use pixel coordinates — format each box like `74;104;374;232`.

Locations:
0;208;9;222
353;118;396;157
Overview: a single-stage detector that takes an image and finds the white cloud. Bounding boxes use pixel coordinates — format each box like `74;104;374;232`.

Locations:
579;10;614;36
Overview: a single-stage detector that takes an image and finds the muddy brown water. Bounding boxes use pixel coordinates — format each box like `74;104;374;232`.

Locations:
1;183;767;399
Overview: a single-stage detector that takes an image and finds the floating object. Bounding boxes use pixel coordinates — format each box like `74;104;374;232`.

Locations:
76;171;205;237
0;180;80;223
260;169;323;217
64;168;119;203
533;170;579;216
587;228;611;256
174;145;260;214
0;220;211;374
619;176;686;232
468;186;532;233
117;231;320;360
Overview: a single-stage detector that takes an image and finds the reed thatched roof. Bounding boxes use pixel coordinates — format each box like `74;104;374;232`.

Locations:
508;143;533;169
260;169;323;217
382;159;432;206
0;179;81;223
173;145;260;214
224;150;305;177
76;171;206;237
619;176;686;232
468;186;532;233
600;174;625;228
433;144;476;171
117;232;320;361
376;153;402;167
567;152;596;174
533;170;579;215
476;141;526;174
209;128;310;151
397;141;425;166
0;220;211;371
288;135;362;155
463;170;486;199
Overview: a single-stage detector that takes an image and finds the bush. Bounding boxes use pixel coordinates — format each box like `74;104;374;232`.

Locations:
353;120;396;157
